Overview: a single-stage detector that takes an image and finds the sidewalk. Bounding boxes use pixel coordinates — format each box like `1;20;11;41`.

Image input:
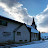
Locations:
11;40;48;48
0;40;45;47
10;40;45;47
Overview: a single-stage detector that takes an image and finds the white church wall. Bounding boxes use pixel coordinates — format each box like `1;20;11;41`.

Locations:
0;19;21;42
15;25;30;42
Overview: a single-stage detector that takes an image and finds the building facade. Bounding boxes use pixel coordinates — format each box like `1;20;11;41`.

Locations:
0;16;40;43
0;16;30;43
27;18;39;41
27;25;39;41
41;33;48;40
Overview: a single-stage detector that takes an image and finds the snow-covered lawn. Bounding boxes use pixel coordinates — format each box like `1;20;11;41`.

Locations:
11;40;48;48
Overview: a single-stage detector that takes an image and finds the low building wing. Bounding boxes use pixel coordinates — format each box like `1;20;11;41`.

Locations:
26;25;39;33
31;27;39;33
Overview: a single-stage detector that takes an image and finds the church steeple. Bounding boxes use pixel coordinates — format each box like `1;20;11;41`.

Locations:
31;17;37;29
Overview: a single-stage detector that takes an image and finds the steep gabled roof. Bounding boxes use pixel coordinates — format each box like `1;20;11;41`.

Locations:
13;24;23;32
31;27;39;33
26;25;39;33
0;15;23;24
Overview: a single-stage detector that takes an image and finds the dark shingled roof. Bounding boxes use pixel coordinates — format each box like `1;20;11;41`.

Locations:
0;15;24;24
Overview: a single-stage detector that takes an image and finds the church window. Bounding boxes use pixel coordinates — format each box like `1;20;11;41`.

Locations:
3;32;11;37
19;40;23;42
25;40;27;42
17;32;21;36
0;20;7;26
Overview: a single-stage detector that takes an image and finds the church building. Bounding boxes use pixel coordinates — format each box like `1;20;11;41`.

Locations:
27;18;40;41
0;16;30;43
0;16;40;43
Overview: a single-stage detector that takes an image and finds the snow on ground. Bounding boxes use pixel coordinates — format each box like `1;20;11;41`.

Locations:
11;40;48;48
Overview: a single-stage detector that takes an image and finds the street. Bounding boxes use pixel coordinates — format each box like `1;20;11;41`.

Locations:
11;40;48;48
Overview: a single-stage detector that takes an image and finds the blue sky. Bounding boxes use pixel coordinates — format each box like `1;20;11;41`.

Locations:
0;8;8;16
0;0;48;32
0;0;48;16
19;0;48;16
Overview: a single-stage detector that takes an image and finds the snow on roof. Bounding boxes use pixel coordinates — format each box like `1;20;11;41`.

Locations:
26;25;32;28
26;25;39;33
31;27;39;33
41;33;48;37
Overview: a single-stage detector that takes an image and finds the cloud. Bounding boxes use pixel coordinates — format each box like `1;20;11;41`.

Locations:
36;5;48;32
0;0;48;32
0;0;33;25
0;0;18;7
